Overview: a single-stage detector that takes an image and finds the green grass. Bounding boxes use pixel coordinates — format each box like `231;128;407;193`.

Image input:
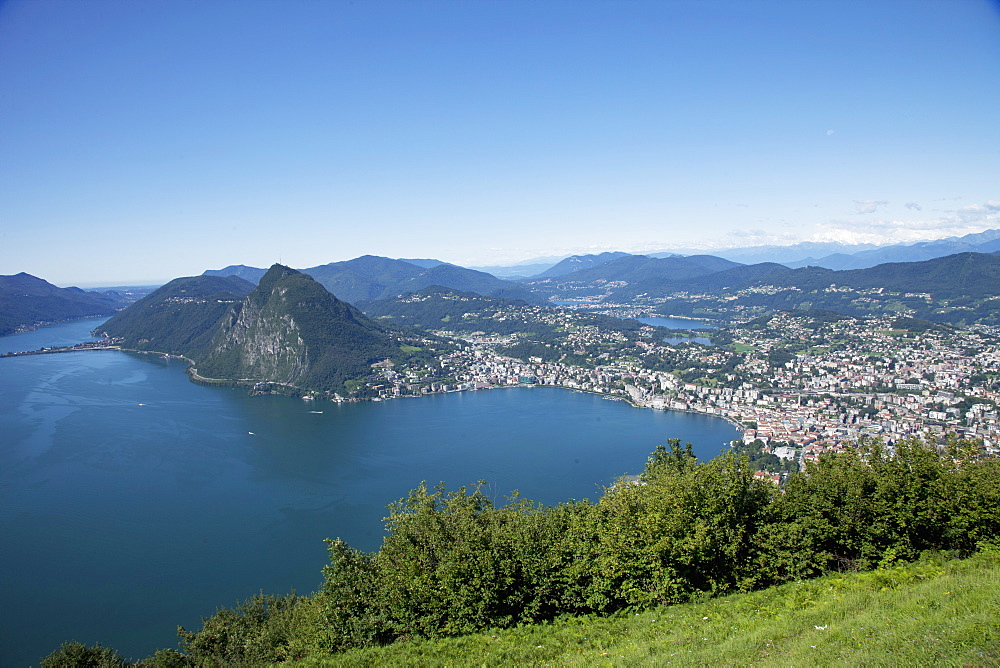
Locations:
292;551;1000;667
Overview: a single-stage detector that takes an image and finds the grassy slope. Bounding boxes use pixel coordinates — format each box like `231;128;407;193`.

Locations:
296;550;999;667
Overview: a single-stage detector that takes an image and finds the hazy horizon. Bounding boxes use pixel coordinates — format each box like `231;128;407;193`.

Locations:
2;0;998;286
44;225;1000;289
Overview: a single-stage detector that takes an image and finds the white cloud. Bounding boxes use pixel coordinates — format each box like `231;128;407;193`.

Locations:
470;200;1000;263
958;200;1000;216
853;199;889;215
811;200;1000;246
905;201;922;211
653;228;800;252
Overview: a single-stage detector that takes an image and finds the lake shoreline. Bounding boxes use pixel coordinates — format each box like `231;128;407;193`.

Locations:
4;341;748;443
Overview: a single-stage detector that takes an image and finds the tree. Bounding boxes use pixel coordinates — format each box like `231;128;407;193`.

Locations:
41;641;126;668
591;439;774;606
758;436;996;583
373;482;559;638
177;592;303;665
315;538;386;651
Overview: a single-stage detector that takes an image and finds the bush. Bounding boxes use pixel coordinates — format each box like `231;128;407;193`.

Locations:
41;641;126;668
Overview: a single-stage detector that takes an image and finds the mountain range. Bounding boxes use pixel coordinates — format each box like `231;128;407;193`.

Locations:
0;272;127;336
461;228;1000;278
782;230;1000;270
13;247;1000;400
521;254;746;300
530;252;633;279
583;250;1000;296
12;225;1000;357
752;251;1000;299
616;228;1000;272
205;256;541;306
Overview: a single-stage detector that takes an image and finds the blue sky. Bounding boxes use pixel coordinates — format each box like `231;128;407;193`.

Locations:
1;0;998;285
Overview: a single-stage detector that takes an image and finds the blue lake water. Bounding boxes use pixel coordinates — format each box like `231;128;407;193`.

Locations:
636;317;715;345
663;336;714;346
544;309;717;344
0;318;739;665
635;316;717;330
0;316;107;353
549;300;600;306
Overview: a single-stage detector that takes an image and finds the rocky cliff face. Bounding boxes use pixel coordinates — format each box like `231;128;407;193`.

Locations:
204;273;312;384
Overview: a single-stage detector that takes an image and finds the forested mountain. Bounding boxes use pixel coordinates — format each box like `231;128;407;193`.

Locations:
0;272;124;335
398;258;446;269
753;251;1000;299
194;251;1000;327
786;229;1000;270
197;265;398;393
363;285;535;332
610;262;791;299
533;252;1000;317
530;251;633;278
98;275;256;355
642;252;1000;326
203;255;541;306
202;264;269;284
300;255;426;303
530;254;740;286
102;266;403;394
389;263;540;303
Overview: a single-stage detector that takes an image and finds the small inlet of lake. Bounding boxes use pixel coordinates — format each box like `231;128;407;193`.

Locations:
636;316;716;345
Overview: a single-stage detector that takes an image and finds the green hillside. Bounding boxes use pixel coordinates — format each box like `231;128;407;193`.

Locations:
99;274;255;356
643;252;1000;325
532;254;740;286
309;550;999;667
758;251;1000;299
202;256;543;306
533;251;633;278
302;255;427;303
613;261;791;299
389;263;540;304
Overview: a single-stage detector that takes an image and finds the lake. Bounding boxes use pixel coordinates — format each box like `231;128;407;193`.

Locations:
635;316;717;330
636;317;715;345
0;318;739;665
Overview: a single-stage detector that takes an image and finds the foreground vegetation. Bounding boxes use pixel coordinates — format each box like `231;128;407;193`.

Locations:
44;437;1000;666
305;550;1000;666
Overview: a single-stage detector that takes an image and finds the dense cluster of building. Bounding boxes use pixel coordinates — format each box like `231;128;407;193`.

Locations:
358;305;1000;476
